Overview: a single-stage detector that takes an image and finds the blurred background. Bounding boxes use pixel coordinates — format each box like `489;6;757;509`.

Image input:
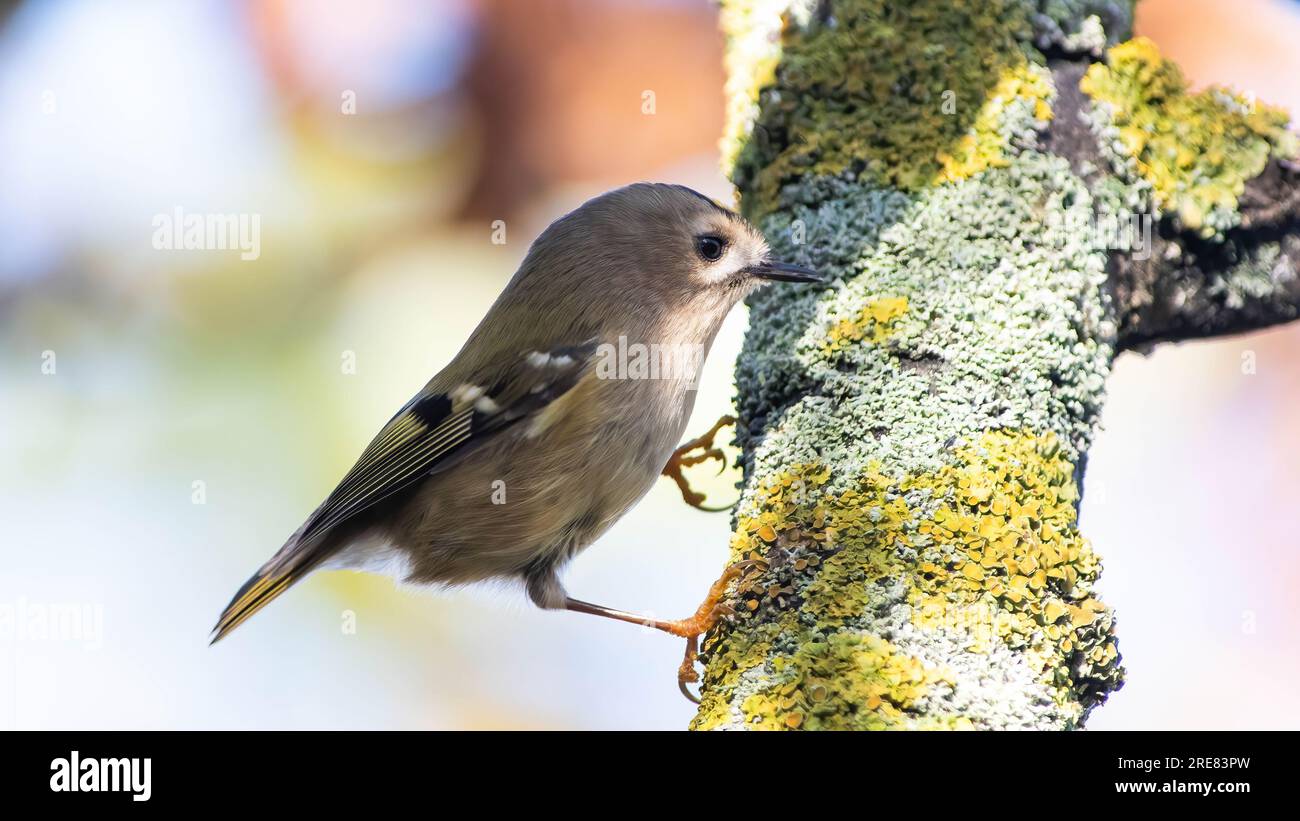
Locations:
1;0;1297;730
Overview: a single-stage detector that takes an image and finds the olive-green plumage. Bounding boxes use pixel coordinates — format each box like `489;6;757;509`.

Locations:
211;183;819;643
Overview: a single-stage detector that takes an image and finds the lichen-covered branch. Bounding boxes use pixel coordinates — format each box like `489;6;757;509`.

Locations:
692;0;1299;730
1109;174;1300;350
1075;35;1300;349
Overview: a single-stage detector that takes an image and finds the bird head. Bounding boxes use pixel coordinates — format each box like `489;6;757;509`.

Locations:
508;183;821;337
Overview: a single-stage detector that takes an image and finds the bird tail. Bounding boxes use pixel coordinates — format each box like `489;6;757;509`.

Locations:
210;540;325;645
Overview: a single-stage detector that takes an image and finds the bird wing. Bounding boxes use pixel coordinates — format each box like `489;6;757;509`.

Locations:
302;338;598;542
211;339;598;642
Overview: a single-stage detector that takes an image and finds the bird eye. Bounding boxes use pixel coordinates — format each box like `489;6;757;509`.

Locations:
695;235;725;262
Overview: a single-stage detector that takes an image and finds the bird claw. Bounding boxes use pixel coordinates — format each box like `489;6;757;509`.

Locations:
672;559;763;703
662;415;738;511
678;636;702;703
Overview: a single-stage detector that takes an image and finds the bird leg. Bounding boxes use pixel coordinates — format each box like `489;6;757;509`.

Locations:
660;414;736;511
564;559;758;703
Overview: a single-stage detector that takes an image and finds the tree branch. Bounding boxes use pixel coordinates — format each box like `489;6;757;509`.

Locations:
693;0;1298;730
1110;159;1300;350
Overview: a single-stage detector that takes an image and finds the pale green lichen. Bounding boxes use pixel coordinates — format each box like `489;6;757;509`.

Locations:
700;149;1125;726
1030;1;1135;55
739;152;1116;474
1210;243;1298;310
1081;37;1299;240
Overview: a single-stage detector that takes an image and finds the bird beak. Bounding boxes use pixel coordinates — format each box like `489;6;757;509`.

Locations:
748;260;823;283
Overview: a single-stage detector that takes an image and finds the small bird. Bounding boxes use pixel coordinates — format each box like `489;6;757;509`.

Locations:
211;183;820;691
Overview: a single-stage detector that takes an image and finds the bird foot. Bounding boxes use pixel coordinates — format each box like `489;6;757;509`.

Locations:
669;559;760;703
563;558;762;704
661;414;736;511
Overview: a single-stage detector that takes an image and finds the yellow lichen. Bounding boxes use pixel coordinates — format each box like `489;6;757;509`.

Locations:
733;625;952;730
822;296;909;355
935;61;1054;184
904;431;1118;689
1081;37;1298;237
694;429;1122;729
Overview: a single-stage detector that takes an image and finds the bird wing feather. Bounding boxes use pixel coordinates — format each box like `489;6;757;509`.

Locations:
211;338;599;642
